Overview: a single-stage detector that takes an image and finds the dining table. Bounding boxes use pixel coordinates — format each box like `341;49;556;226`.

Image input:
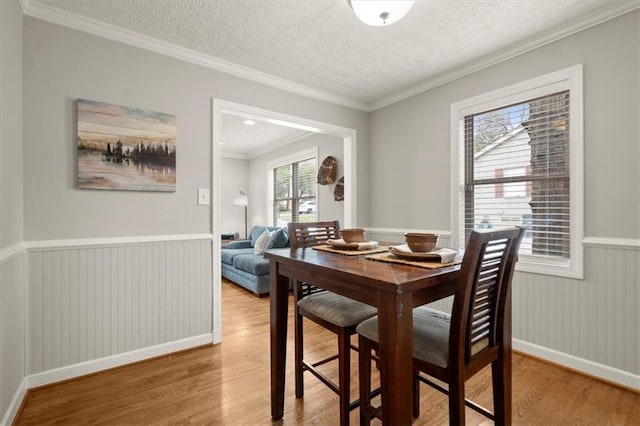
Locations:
265;244;472;425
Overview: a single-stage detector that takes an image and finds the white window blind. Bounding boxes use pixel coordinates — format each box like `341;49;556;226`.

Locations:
273;157;317;226
465;91;571;259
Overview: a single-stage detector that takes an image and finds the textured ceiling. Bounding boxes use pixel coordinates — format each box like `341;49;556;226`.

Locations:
30;0;623;108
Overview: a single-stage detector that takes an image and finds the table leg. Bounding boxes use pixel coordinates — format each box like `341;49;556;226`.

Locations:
270;261;289;420
378;292;414;425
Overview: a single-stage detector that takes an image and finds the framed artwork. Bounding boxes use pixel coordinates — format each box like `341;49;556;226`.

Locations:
77;99;176;192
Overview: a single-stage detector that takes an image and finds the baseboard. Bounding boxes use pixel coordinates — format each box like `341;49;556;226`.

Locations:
1;377;28;426
513;339;640;392
27;333;214;388
212;328;221;344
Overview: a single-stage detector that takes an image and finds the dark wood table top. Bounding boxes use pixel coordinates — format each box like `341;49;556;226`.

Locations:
266;246;461;305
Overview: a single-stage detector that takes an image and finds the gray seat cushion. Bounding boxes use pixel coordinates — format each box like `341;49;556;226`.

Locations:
298;292;377;327
356;307;451;368
232;254;270;276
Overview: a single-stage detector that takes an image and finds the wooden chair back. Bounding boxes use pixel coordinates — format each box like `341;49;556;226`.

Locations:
450;227;524;371
288;221;341;249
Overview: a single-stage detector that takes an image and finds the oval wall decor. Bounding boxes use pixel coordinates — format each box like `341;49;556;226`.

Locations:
317;156;337;185
334;176;344;201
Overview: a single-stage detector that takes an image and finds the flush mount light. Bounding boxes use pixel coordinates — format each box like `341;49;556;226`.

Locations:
349;0;414;26
243;119;256;126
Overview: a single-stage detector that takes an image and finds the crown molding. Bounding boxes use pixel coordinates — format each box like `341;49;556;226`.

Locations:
369;0;640;111
18;0;30;13
20;1;370;112
20;0;639;113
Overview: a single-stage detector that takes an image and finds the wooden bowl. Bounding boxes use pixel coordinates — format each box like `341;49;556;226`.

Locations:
404;233;438;252
341;228;365;243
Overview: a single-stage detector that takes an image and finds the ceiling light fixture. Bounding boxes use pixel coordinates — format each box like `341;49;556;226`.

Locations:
349;0;414;26
243;119;256;126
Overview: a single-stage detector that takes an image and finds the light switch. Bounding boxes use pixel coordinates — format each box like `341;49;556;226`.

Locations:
197;188;210;206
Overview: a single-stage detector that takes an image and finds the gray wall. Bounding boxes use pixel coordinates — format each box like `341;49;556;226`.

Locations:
0;0;25;420
1;0;23;248
368;11;639;376
248;133;345;228
23;17;370;241
370;11;639;238
220;157;249;237
9;13;369;416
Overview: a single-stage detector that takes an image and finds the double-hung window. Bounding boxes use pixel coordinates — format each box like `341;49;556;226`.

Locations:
451;65;583;278
269;148;318;227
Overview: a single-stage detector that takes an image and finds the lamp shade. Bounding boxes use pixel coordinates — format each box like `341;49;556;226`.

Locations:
349;0;414;26
233;195;248;206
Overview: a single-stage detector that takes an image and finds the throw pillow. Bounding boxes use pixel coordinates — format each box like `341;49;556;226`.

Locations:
254;229;275;255
250;225;278;247
268;228;289;248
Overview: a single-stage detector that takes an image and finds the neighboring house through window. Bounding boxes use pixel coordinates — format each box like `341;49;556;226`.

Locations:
268;148;318;227
451;65;583;278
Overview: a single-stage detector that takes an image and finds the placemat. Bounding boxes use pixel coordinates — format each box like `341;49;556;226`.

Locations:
366;252;460;269
312;244;389;256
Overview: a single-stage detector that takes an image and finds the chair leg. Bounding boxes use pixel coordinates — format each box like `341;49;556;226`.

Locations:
294;289;304;399
492;357;511;426
338;330;351;426
412;371;420;419
358;335;372;426
448;375;466;426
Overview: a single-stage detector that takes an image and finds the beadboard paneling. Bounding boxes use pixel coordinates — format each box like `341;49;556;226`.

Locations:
513;244;639;375
368;228;638;377
27;239;213;374
0;252;25;419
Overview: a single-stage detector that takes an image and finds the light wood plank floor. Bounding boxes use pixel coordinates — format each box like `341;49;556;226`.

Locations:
16;279;640;425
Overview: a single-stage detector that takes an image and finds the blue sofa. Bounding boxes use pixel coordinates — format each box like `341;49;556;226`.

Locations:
221;225;290;296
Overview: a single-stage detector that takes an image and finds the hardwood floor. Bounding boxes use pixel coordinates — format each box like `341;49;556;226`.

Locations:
15;279;640;425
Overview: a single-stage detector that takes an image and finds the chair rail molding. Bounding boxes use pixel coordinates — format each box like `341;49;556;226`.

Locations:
0;241;28;264
582;236;640;250
365;227;451;238
26;233;214;250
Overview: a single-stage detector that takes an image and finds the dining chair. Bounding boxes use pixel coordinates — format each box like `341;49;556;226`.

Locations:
357;227;525;425
288;220;377;426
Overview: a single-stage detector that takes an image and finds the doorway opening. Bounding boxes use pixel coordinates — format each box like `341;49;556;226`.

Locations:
211;99;357;343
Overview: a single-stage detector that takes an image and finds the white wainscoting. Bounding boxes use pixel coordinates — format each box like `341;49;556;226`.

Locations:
367;228;639;390
0;249;26;425
26;236;214;375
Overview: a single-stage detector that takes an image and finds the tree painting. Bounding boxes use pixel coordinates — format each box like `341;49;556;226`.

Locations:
77;99;176;192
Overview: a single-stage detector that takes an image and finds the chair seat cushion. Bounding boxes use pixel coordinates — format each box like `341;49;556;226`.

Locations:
298;292;377;327
356;307;451;368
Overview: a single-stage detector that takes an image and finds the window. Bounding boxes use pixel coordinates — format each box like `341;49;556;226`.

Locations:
451;65;583;278
269;149;318;227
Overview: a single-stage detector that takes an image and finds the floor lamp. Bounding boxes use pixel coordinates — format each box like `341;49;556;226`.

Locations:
233;191;249;239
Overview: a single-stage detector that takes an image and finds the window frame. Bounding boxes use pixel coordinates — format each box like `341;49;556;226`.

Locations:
450;65;584;279
267;147;319;227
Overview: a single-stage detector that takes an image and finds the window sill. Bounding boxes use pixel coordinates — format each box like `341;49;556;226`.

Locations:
515;254;583;280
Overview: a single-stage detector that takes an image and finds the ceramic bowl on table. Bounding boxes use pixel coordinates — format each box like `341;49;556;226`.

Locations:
341;228;365;243
404;233;438;252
